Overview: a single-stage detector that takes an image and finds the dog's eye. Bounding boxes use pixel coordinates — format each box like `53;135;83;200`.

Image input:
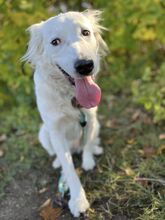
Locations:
82;30;90;36
51;38;61;46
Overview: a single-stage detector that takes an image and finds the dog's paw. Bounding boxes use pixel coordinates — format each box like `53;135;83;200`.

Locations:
82;153;95;171
69;193;89;217
52;158;61;169
93;146;104;155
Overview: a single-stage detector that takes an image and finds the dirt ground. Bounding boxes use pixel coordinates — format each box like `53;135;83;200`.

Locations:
0;168;78;220
0;170;51;220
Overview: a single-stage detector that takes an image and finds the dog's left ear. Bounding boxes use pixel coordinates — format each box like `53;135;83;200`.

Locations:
82;10;108;56
22;22;44;66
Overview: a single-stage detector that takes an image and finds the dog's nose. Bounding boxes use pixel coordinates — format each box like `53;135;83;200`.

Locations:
74;59;94;76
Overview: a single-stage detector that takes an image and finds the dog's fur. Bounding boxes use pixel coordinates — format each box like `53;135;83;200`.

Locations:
23;10;107;217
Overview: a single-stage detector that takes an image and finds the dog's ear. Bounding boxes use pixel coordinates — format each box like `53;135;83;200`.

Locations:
22;22;44;66
82;10;108;56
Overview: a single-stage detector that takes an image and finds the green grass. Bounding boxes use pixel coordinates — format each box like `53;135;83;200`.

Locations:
0;106;46;195
0;89;165;219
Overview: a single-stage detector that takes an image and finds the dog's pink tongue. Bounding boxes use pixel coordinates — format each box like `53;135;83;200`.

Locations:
74;76;101;109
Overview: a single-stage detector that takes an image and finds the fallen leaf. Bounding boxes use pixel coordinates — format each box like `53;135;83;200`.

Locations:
0;166;5;174
104;138;114;145
159;134;165;140
39;198;51;210
143;146;156;157
15;131;26;136
105;119;118;128
131;110;152;124
124;167;135;176
0;134;7;142
127;139;135;145
157;145;165;155
88;208;95;214
38;187;48;194
76;168;82;176
131;110;141;121
39;198;62;220
20;155;24;162
98;114;106;120
142;113;152;125
105;120;111;128
0;149;4;157
134;176;148;187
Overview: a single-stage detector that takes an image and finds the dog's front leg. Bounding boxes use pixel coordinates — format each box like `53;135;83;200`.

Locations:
82;112;103;171
48;124;89;217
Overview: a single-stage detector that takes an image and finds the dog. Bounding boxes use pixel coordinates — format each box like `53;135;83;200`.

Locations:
22;10;107;217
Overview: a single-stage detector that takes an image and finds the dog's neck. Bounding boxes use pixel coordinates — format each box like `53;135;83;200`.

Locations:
34;65;75;104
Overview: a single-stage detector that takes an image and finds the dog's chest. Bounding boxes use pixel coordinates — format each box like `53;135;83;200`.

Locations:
34;70;79;117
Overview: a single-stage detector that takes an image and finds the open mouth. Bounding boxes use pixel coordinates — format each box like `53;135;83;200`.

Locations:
56;64;75;86
56;64;101;109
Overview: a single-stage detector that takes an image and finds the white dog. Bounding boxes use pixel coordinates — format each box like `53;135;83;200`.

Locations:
23;10;107;217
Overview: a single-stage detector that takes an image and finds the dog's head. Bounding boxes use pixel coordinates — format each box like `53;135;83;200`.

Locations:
23;10;108;108
23;10;107;75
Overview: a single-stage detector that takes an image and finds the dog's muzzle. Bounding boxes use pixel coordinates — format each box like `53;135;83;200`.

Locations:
56;61;101;109
56;64;75;86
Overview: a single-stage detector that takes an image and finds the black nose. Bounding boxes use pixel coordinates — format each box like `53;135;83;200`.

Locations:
74;59;94;76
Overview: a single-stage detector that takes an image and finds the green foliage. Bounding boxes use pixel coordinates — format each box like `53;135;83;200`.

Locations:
95;0;165;121
0;0;54;108
0;0;165;122
132;63;165;122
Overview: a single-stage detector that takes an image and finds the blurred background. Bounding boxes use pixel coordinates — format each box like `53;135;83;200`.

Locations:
0;0;165;122
0;1;165;220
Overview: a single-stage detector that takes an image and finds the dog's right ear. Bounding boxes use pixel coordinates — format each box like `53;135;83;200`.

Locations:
22;22;44;66
82;10;108;57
